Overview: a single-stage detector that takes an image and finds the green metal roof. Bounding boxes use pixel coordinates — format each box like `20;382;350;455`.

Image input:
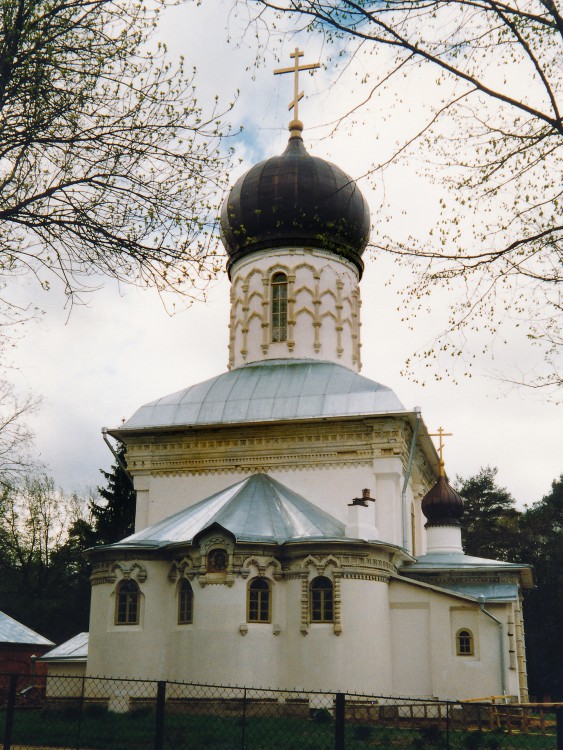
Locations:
105;473;347;549
117;359;405;432
402;552;533;588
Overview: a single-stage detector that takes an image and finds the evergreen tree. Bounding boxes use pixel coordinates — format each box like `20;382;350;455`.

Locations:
91;444;136;545
454;467;563;699
455;467;521;561
518;476;563;700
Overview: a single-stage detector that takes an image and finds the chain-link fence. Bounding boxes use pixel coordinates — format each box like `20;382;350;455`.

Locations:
0;672;560;749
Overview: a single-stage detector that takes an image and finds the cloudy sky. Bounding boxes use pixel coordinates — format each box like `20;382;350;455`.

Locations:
8;0;561;508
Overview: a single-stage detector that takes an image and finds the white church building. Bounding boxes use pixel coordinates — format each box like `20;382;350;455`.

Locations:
81;80;532;701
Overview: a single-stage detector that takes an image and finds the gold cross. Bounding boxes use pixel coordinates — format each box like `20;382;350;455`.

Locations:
274;47;320;123
428;427;453;474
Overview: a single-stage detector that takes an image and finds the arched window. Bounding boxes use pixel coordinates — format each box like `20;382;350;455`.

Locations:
115;579;140;625
271;272;288;343
456;629;474;656
310;576;334;623
248;578;271;623
178;579;194;624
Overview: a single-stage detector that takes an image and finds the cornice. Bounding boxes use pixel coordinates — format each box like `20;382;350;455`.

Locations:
124;420;389;477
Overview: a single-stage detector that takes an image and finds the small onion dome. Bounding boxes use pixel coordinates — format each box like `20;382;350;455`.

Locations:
421;471;464;528
220;125;370;277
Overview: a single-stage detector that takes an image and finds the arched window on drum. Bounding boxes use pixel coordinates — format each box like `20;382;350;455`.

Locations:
271;272;288;343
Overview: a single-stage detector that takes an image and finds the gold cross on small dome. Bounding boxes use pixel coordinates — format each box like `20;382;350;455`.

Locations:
429;426;453;476
274;47;320;126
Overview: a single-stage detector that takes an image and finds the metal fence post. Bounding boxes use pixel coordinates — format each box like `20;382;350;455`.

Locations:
3;673;18;750
556;707;563;750
75;674;86;750
153;680;166;750
445;702;450;750
241;687;247;750
335;692;345;750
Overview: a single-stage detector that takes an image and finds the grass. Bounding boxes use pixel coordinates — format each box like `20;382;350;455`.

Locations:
0;708;557;750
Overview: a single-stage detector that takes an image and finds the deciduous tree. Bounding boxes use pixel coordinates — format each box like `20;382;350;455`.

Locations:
0;378;39;482
245;0;562;389
0;0;233;325
0;473;90;640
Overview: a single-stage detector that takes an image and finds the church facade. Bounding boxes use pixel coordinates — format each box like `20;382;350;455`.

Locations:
85;114;531;701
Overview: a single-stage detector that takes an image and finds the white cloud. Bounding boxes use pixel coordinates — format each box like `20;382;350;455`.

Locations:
6;1;561;509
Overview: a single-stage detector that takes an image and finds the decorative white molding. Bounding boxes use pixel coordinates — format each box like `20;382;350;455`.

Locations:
110;561;147;583
123;418;437;494
228;250;361;370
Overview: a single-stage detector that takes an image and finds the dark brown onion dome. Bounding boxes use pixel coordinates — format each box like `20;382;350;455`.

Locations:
421;474;464;528
220;130;371;277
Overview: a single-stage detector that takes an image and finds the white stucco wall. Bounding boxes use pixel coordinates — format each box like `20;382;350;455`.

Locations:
133;462;416;550
86;552;526;701
87;557;397;695
229;249;362;371
389;580;521;701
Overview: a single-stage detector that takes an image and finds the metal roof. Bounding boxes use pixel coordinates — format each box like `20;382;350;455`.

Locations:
402;552;533;588
0;611;54;646
105;473;347;550
438;582;519;603
220;134;370;276
117;359;405;432
39;633;88;662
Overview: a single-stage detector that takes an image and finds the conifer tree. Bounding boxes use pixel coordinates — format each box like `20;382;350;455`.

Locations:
91;444;136;545
455;467;521;561
518;476;563;699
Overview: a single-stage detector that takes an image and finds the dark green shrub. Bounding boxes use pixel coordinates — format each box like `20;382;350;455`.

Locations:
311;707;333;723
413;724;444;748
84;702;109;718
62;705;81;720
464;730;486;750
353;724;374;741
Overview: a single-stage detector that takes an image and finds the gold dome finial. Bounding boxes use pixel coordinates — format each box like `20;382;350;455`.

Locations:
429;426;453;478
274;47;320;137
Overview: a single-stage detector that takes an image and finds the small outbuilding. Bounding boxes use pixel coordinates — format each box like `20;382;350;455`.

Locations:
0;611;54;680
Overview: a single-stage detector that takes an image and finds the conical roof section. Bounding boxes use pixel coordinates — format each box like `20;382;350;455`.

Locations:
220;134;370;276
109;473;346;549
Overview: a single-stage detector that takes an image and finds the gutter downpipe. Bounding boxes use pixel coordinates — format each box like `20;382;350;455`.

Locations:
102;427;134;487
479;596;507;698
401;406;421;551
